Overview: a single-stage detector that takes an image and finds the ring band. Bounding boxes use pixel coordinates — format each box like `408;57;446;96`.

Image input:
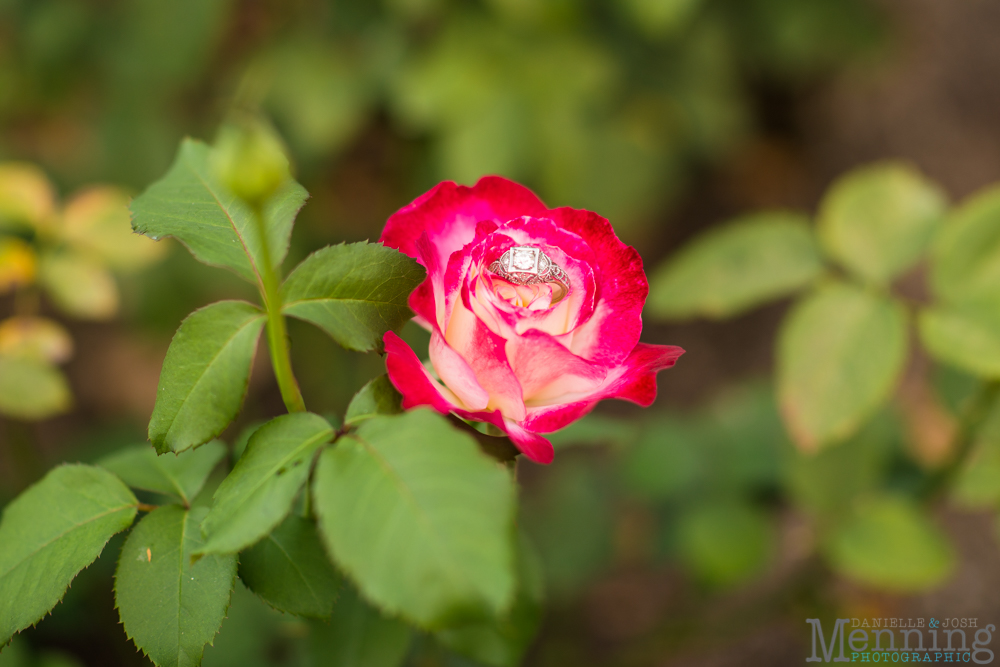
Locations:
488;246;570;297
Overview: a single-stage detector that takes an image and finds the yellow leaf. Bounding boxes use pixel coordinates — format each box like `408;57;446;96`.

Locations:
0;162;57;230
39;251;119;320
0;354;72;420
0;316;73;363
61;186;167;271
0;237;37;292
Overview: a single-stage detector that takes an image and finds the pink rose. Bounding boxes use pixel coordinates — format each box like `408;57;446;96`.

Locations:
380;176;684;464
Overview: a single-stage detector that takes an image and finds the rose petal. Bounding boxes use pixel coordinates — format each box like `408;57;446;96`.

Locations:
509;329;606;402
383;331;554;464
381;177;548;272
444;299;526;421
384;331;464;413
547;207;648;366
522;343;685;433
428;329;490;411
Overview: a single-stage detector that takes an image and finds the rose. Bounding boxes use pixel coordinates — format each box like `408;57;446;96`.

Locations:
380;176;684;464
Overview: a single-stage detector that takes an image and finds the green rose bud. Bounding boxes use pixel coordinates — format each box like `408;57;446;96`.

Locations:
211;119;290;205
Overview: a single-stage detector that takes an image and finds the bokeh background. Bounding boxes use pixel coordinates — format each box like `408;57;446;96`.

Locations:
3;0;1000;665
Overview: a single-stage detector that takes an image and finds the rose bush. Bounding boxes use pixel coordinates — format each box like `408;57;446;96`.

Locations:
381;176;684;463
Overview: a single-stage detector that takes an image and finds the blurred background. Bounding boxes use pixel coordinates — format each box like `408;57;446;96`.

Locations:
2;0;1000;665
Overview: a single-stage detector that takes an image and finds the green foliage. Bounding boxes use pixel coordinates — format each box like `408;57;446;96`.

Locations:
211;120;292;205
817;162;947;286
0;464;137;644
201;583;304;667
281;243;424;353
0;644;85;667
238;514;341;618
344;374;403;425
930;186;1000;303
130;138;308;284
619;384;790;503
619;417;704;501
0;637;29;666
951;401;1000;508
0;354;71;420
777;282;908;451
98;441;227;506
37;251;118;319
520;458;613;598
114;506;238;667
307;584;413;667
313;410;516;629
197;413;334;557
257;40;373;161
825;496;954;591
435;534;544;667
547;413;641;451
920;298;1000;378
952;438;1000;508
148;300;266;454
647;211;824;320
619;0;702;38
675;502;774;588
786;414;898;517
0;164;165;420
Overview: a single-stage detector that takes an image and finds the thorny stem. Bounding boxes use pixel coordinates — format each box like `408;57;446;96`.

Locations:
251;204;306;413
922;380;1000;500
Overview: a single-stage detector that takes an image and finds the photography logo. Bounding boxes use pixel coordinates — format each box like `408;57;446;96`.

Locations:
806;618;996;663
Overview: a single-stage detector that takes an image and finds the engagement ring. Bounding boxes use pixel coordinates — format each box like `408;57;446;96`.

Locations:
489;246;570;299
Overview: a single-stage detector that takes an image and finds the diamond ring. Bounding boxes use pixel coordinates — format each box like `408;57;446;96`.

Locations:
488;246;570;298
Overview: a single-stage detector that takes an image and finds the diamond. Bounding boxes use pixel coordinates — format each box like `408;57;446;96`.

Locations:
510;247;539;272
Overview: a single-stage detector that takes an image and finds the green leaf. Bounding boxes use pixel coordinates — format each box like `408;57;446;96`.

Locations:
919;298;1000;378
930;186;1000;303
618;416;703;501
344;375;402;425
35;651;84;667
675;502;774;588
307;584;412;667
115;506;237;667
777;282;908;451
786;413;899;516
238;514;340;618
149;300;266;455
281;242;425;352
825;496;954;591
952;434;1000;509
98;441;227;506
38;251;119;320
646;211;824;320
435;534;544;667
0;355;71;421
197;413;333;556
201;583;300;667
0;464;138;644
0;637;30;666
520;459;614;597
548;413;641;451
817;162;947;285
130;138;308;284
313;410;516;629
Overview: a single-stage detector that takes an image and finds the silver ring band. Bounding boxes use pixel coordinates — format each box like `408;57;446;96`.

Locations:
488;246;570;296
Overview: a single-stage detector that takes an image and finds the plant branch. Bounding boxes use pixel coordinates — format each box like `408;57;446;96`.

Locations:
252;204;306;413
922;380;1000;500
